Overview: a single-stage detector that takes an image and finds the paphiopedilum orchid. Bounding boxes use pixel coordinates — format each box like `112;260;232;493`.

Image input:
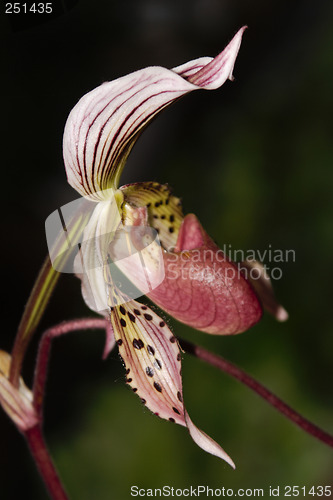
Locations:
62;27;283;469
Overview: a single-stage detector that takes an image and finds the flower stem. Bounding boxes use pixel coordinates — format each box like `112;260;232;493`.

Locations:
21;317;332;499
24;425;69;500
33;318;110;418
10;257;60;388
179;338;333;449
26;318;110;499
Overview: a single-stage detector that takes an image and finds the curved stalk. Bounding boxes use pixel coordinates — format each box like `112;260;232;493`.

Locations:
24;318;110;500
33;318;110;418
179;338;333;449
24;425;69;500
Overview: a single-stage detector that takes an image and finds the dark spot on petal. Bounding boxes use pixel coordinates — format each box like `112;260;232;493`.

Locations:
147;345;155;356
154;359;162;370
169;336;176;343
165;199;170;205
141;398;146;404
173;407;181;415
156;228;160;234
155;412;160;417
169;417;175;422
159;321;165;327
169;214;175;222
128;312;136;322
146;366;154;377
141;305;148;310
169;227;174;233
177;353;181;361
110;306;114;311
133;338;144;349
117;339;123;346
120;318;127;327
146;202;151;207
126;368;130;375
153;382;162;392
132;387;137;392
127;378;132;383
153;214;158;219
119;305;126;315
133;309;141;316
177;391;183;402
144;313;153;321
161;214;166;219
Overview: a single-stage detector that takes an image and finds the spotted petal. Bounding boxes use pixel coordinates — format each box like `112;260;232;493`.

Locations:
110;300;235;467
63;27;246;200
121;182;184;251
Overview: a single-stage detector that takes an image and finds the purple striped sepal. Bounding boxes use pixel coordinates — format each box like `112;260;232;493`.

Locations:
63;27;246;200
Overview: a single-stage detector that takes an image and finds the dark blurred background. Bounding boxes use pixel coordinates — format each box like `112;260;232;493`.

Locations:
1;0;332;498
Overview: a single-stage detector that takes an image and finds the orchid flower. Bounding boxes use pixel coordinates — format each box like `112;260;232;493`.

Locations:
62;27;284;469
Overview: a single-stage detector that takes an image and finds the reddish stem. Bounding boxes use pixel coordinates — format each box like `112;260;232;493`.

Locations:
25;318;111;500
34;317;333;450
179;339;333;449
24;425;69;500
33;318;110;418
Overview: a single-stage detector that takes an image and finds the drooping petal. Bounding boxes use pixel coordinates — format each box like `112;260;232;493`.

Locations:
63;28;246;200
239;259;289;321
184;412;234;468
110;300;234;466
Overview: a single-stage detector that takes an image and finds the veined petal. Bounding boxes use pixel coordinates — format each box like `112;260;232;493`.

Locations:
174;26;246;88
63;28;246;200
110;300;234;466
